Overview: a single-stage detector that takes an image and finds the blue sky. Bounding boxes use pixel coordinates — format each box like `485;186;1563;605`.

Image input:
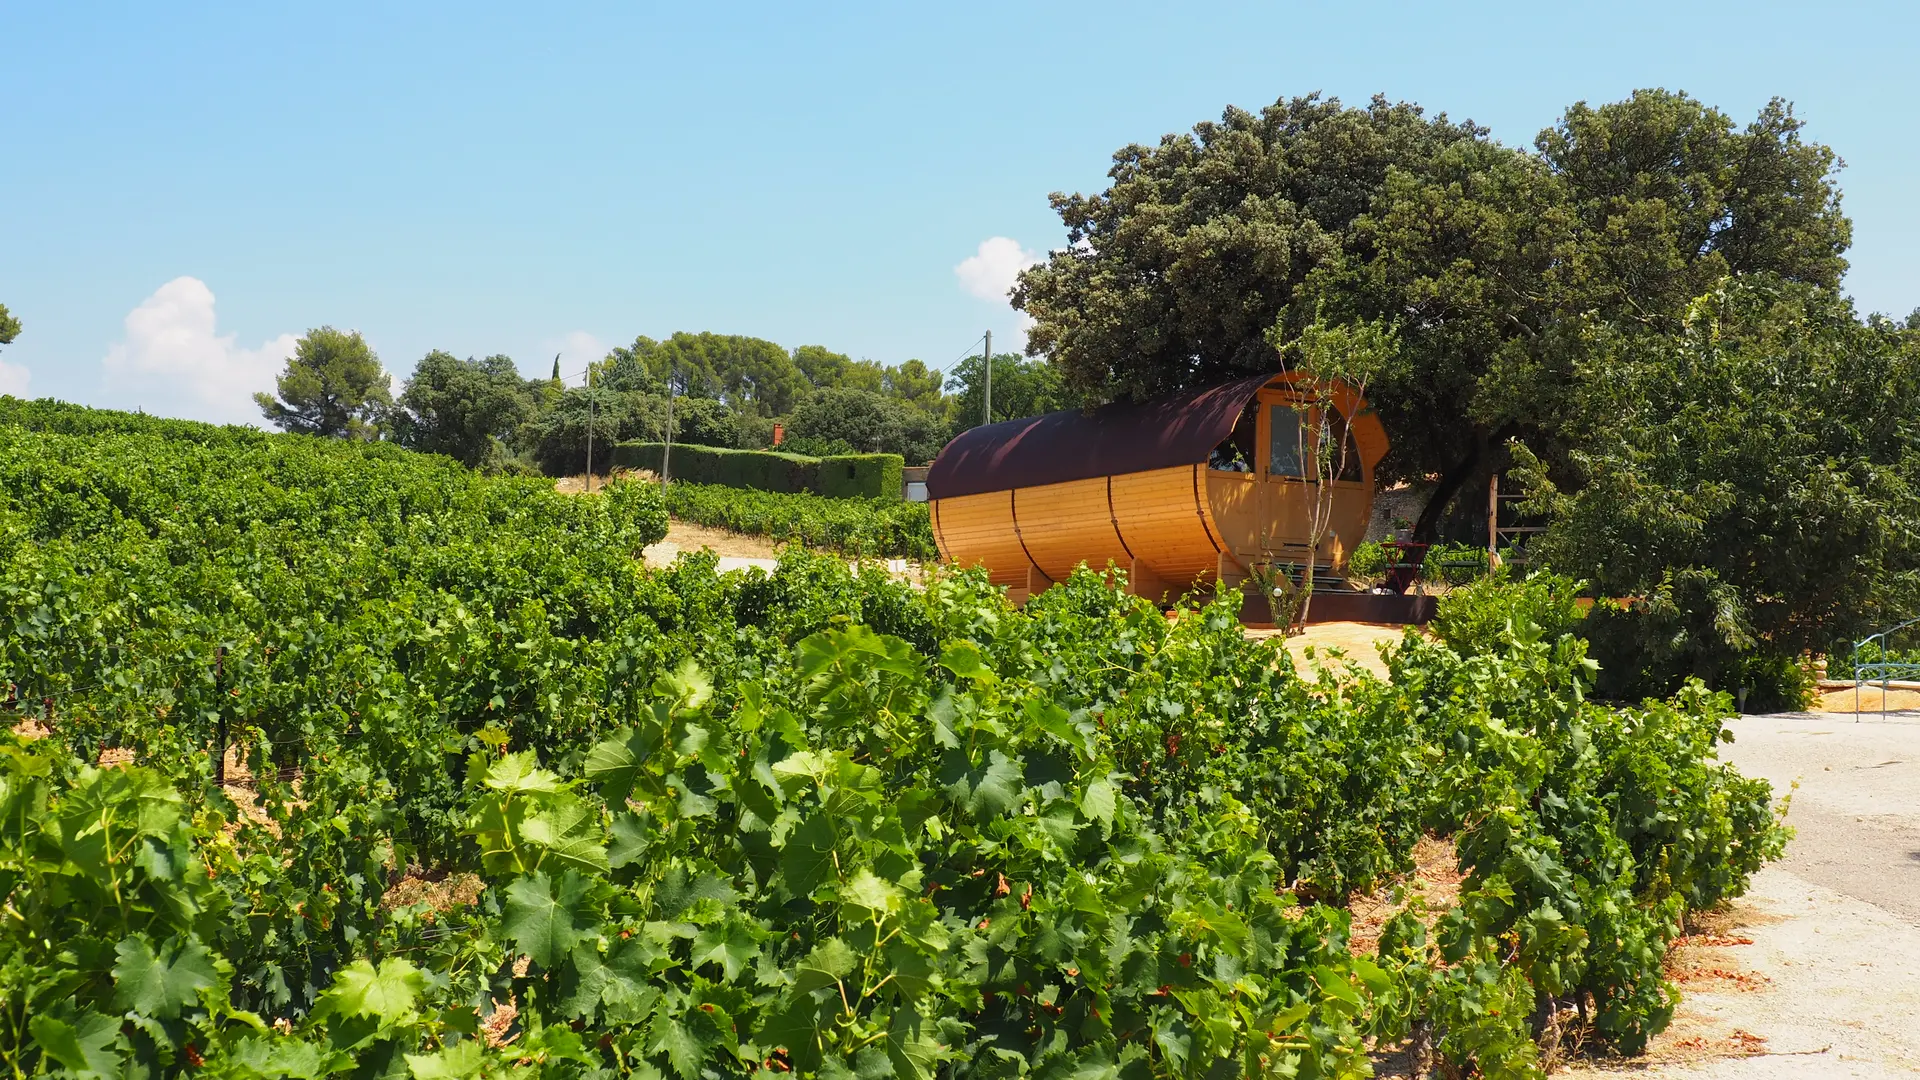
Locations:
3;1;1916;424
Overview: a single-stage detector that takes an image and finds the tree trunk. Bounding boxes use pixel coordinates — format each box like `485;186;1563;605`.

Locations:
1414;435;1486;543
1415;425;1520;542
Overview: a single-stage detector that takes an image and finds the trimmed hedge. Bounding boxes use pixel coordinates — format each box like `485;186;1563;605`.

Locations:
613;441;903;500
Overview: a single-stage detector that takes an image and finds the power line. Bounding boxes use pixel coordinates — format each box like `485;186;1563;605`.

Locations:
946;333;987;370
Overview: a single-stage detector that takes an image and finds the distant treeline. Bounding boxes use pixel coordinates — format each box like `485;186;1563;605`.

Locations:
231;327;1076;476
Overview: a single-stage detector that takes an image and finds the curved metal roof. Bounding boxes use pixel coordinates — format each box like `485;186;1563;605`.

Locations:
926;374;1277;499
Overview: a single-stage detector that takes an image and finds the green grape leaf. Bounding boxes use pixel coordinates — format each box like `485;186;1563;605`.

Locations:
406;1039;486;1079
655;659;713;712
608;811;653;868
320;958;426;1024
28;1012;122;1079
938;641;998;684
1081;778;1117;827
585;725;662;806
779;811;840;897
791;937;857;995
503;870;596;968
689;918;762;982
112;933;220;1019
519;794;610;874
885;1003;944;1080
649;1005;725;1079
476;750;566;794
939;748;1023;820
840;869;902;917
231;1036;338;1079
1026;699;1097;761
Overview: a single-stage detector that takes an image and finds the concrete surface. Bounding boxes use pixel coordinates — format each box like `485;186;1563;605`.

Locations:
1719;711;1920;923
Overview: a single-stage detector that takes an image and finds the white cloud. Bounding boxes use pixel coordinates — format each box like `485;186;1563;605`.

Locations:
0;359;28;398
538;330;608;382
955;237;1040;303
102;277;296;426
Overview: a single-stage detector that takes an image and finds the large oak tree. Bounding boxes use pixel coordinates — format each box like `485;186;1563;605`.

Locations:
1014;90;1850;538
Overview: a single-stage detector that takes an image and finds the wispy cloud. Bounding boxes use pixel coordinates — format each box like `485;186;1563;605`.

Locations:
102;277;296;426
955;237;1040;303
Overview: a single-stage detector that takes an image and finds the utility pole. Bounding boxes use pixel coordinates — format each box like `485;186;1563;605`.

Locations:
584;366;596;493
982;330;992;427
662;364;676;486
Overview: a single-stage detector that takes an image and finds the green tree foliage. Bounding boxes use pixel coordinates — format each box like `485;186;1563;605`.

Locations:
254;326;393;439
945;352;1075;428
518;389;746;475
518;387;664;474
1539;92;1850;314
786;387;948;464
1512;279;1920;700
885;358;947;414
792;344;866;390
794;348;954;431
602;332;809;416
668;395;739;448
0;302;19;352
1016;90;1851;537
391;351;539;468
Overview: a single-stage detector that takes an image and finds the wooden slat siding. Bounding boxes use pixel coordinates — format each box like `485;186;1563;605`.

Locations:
929;490;1031;588
1109;467;1220;583
1008;489;1053;586
1013;477;1127;581
1205;471;1260;558
1325;479;1372;565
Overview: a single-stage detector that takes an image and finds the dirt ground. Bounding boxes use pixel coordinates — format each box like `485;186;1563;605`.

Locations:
654;519;786;561
1246;621;1414;680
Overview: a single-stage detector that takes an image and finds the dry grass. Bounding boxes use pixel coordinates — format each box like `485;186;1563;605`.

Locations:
382;870;487;914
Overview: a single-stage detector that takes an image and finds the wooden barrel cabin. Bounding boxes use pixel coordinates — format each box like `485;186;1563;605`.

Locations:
926;373;1388;603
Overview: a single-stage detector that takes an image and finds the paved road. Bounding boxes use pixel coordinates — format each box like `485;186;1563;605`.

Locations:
1720;711;1920;923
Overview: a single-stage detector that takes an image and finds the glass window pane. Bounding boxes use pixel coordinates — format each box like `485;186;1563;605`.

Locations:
1268;405;1304;477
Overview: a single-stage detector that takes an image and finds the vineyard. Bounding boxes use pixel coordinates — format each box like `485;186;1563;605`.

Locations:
0;403;1786;1079
660;481;937;560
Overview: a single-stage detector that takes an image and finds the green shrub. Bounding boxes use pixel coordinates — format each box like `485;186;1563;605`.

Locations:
1735;652;1815;713
1422;541;1490;585
814;452;903;501
1347;539;1387;580
1432;569;1587;655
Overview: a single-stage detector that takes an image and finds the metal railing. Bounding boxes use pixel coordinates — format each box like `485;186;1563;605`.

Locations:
1851;617;1920;721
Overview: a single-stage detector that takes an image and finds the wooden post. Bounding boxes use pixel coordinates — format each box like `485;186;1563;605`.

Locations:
1487;472;1502;569
214;646;227;787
